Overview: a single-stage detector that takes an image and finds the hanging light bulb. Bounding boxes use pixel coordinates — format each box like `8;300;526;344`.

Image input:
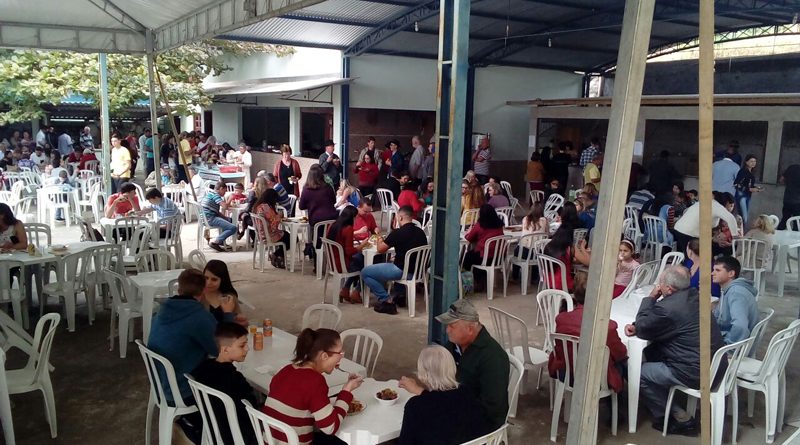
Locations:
547;37;552;48
414;21;419;32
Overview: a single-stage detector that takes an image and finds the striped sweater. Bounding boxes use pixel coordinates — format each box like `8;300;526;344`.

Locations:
263;365;353;445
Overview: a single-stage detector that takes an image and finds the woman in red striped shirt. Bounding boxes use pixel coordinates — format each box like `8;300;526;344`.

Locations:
263;328;363;445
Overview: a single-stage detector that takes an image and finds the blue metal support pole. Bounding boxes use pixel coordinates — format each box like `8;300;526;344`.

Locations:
98;53;112;198
429;0;471;345
340;57;351;179
463;65;475;176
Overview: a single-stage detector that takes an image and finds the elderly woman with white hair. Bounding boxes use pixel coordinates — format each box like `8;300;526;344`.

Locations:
398;345;491;445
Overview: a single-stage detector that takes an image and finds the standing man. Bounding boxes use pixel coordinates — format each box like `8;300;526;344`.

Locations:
624;266;724;436
139;128;155;176
109;134;132;193
236;143;253;187
399;299;509;430
177;132;193;183
711;256;759;344
712;153;740;196
583;153;603;191
79;126;94;150
35;126;47;148
357;136;382;172
57;129;75;158
45;126;58;154
779;163;800;229
408;135;427;181
319;139;342;185
472;136;491;184
386;139;405;179
419;137;435;181
549;143;572;191
579;137;601;169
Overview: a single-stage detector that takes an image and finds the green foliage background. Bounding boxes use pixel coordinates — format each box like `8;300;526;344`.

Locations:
0;40;292;124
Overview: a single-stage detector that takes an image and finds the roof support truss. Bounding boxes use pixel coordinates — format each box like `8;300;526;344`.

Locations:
345;0;441;56
87;0;147;32
0;20;146;54
153;0;325;52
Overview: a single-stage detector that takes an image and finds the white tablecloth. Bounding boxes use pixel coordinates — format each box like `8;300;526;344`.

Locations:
336;378;412;445
128;268;185;343
236;328;366;394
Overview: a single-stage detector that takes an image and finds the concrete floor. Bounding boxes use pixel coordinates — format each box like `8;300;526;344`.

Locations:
6;217;800;445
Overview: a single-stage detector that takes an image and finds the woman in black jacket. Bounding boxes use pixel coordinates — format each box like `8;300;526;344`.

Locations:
734;154;762;227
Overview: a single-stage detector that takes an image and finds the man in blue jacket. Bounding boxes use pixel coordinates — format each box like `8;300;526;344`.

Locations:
712;256;759;344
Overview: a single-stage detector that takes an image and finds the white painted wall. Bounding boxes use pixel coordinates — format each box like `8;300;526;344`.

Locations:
206;47;342;84
210;102;242;145
473;66;582;161
349;55;437;111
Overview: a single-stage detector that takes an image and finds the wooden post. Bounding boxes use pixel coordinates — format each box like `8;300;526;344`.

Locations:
146;30;161;190
565;1;655;443
98;53;112;198
698;0;714;444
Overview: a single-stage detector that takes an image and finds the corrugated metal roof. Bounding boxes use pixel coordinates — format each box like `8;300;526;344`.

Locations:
291;0;408;24
225;17;372;49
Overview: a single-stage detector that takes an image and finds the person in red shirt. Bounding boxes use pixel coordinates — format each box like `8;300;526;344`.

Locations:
397;182;425;220
463;204;505;291
327;206;368;304
105;182;141;218
548;273;628;393
78;149;98;170
353;198;378;242
543;226;575;292
355;151;380;197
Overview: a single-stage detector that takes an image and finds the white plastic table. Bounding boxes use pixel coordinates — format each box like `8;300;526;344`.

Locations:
128;268;185;344
280;218;308;273
772;230;800;297
236;327;366;394
336;378;412;445
609;284;652;433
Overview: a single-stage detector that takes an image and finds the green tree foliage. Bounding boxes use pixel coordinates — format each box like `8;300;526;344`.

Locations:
0;40;292;124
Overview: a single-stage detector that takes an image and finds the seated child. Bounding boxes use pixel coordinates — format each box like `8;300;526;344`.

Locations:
191;322;259;444
226;183;247;205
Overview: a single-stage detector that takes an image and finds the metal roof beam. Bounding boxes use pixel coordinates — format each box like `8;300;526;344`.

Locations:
0;20;145;53
344;0;441;57
87;0;147;33
282;14;379;27
215;35;346;50
154;0;325;53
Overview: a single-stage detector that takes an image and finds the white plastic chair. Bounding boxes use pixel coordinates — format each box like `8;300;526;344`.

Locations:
41;250;91;332
13;196;36;223
340;328;383;377
186;375;247;445
301;303;342;330
458;239;470;299
746;308;774;358
488;307;548;399
536;289;574;407
320;238;361;305
543;194;564;220
186;249;207;269
119;224;153;272
537;254;568;294
135;249;177;273
0;260;28;329
460;209;479;235
85;243;123;318
243;399;300;445
387;245;431;317
135;339;198;445
733;238;768;297
510;233;548;295
23;223;51;247
0;349;13;445
471;235;513;300
84;160;99;173
459;424;508;445
375;188;397;232
618;260;660;300
737;319;800;444
157;213;184;266
251;214;288;272
656;251;685;279
40;185;74;227
642;215;674;262
664;338;751;445
195;207;220;251
572;228;588;247
549;333;617;443
421;206;434;227
105;268;148;358
507;353;524;419
530;189;545;205
278;194;298;217
308;220;335;280
6;313;60;439
495;206;514;225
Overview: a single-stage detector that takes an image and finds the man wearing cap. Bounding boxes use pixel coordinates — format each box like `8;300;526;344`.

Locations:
319;139;342;185
400;299;509;429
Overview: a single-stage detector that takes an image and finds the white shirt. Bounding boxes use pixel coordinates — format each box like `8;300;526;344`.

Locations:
30;152;47;166
36;129;46;147
674;200;740;238
57;133;74;156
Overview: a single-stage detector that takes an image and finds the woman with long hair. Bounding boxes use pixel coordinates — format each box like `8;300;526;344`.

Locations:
254;189;292;269
0;203;27;250
522;201;548;233
543;226;575;292
202;260;247;325
734;154;762;227
463;204;505;291
355;151;379;197
273;144;302;196
326;206;367;303
299;164;338;260
263;328;363;445
419;177;434;206
556;201;581;233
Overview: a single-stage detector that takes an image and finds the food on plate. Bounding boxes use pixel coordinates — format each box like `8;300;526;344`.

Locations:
347;400;365;414
376;388;398;400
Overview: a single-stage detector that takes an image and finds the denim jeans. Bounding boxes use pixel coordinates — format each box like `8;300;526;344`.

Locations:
361;263;403;302
736;192;751;227
640;362;687;419
343;253;364;290
146;157;155;176
209;216;237;244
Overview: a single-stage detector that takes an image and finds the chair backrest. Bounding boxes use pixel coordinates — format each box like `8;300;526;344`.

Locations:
75;215;97;241
243;399;300;445
301;303;342;330
532;238;550;256
312;220;336;248
340;328;383;377
375;188;395;210
186;374;247;445
629;260;660;289
13;197;36;223
0;260;24;302
187;249;207;269
488;306;533;365
746;319;800;384
657;251;685;278
495;206;514;224
132;183;145;203
714;338;751;396
135;249;177;273
507;353;523;419
77;169;95;179
499;180;513;198
732;238;768;271
460;208;479;232
537;254;567;291
119;224;152;257
787;215;800;232
159;213;183;246
515;233;547;261
544;194;564;220
536;289;574;352
550;333;608;392
530;189;545;205
90;244;123;277
24;223;51;248
767;214;780;229
61;250;91;287
84;160;99;173
459;424;509;445
104;268;135;308
285;194;298;214
421;206;434;227
225;183;237;193
135;339;194;409
746;308;775;358
642;215;668;243
572;228;588;246
480;235;513;268
320;237;348;274
401;245;432;280
41;185;71;205
22;313;60;383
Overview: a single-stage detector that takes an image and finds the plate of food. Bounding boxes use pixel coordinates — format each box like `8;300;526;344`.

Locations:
374;388;398;406
49;244;68;252
347;399;366;415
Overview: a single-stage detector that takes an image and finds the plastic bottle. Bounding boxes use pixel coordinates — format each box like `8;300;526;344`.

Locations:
263;319;273;337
